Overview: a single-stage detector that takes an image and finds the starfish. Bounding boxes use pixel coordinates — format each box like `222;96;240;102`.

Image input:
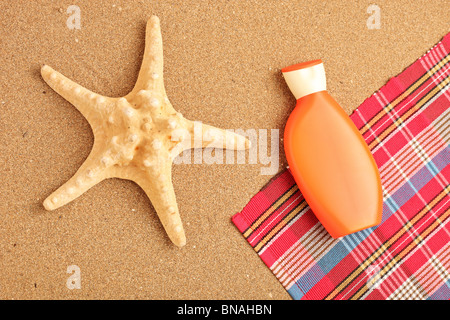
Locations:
41;16;250;247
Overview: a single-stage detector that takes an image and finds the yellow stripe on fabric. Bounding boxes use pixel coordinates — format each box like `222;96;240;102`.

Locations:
254;201;308;253
243;184;298;238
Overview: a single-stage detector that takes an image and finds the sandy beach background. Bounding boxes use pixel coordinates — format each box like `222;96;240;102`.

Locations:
0;0;448;299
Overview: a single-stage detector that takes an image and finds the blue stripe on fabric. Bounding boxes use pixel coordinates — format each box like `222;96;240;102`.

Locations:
409;159;438;191
293;264;326;293
431;146;450;170
427;282;450;300
389;180;416;209
317;241;351;274
380;202;394;224
384;193;401;221
424;154;442;177
287;284;304;300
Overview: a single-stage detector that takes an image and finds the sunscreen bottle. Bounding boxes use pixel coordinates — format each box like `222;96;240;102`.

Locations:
282;60;383;237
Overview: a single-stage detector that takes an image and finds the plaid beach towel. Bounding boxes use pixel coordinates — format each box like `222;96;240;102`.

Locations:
232;33;450;300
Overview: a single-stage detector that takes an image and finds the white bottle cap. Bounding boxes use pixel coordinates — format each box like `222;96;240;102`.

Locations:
282;60;327;99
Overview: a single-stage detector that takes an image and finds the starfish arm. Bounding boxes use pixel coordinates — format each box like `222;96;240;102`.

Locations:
128;164;186;247
185;121;251;151
128;16;164;96
43;141;112;211
41;65;107;122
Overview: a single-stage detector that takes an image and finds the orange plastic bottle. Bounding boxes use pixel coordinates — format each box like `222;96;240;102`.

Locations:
282;60;383;238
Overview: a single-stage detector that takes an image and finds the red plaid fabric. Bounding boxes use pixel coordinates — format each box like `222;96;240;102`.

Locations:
232;33;450;300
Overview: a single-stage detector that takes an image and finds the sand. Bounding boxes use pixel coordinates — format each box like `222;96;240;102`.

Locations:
0;0;448;299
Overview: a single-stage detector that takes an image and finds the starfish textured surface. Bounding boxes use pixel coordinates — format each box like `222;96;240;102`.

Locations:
41;16;250;247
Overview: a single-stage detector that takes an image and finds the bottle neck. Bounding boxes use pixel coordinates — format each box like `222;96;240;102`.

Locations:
282;61;327;100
